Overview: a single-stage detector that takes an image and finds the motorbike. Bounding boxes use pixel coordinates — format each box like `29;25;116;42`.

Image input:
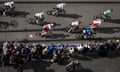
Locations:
47;8;66;16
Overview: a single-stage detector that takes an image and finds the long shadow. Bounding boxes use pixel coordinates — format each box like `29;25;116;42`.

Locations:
71;51;100;61
27;21;61;27
107;50;120;59
106;19;120;24
80;68;94;72
95;27;120;34
67;63;94;72
10;20;19;28
15;11;30;18
0;21;9;29
59;13;82;19
13;60;54;72
0;20;19;29
74;54;93;61
45;33;70;39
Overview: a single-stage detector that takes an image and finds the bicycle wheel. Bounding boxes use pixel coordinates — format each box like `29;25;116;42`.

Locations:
47;10;52;15
10;10;16;17
61;10;66;15
27;18;35;24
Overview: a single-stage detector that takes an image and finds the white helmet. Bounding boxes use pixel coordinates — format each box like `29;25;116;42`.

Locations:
10;1;14;4
50;23;54;26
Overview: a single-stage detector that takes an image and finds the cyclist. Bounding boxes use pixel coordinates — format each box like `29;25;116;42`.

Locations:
100;9;113;19
71;20;81;26
68;20;81;32
90;18;102;28
56;3;66;11
53;3;66;15
4;1;15;9
103;9;113;16
82;27;93;36
34;12;45;24
40;23;54;36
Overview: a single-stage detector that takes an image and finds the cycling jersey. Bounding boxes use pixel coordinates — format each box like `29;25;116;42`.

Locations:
4;1;14;8
103;9;112;16
91;19;102;28
83;28;92;35
35;12;44;19
56;3;66;9
43;24;52;30
71;20;81;26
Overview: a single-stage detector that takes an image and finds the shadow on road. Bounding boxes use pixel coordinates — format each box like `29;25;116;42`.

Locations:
80;68;94;72
10;20;19;28
0;20;19;29
106;19;120;24
42;33;70;39
15;11;30;18
74;54;93;61
51;33;70;39
95;27;120;34
0;21;9;29
107;50;120;59
60;13;82;19
13;60;54;72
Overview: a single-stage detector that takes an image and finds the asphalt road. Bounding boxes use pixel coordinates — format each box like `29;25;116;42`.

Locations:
0;3;120;41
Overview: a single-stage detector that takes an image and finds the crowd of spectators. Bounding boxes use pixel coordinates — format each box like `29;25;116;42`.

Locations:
0;39;120;66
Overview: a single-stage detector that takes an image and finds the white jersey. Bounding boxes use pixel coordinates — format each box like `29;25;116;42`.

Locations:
35;12;44;19
92;19;102;26
56;3;66;9
71;21;80;26
4;1;14;8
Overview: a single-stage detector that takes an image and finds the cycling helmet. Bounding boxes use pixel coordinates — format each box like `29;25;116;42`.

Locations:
11;1;14;4
50;23;54;26
110;9;113;12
